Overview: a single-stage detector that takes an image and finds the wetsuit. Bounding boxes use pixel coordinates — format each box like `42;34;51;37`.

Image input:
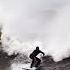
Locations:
29;49;44;68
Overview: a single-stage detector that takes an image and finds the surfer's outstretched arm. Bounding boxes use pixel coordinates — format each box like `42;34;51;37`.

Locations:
39;50;45;56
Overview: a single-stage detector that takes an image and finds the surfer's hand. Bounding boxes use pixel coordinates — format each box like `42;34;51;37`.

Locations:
43;53;45;56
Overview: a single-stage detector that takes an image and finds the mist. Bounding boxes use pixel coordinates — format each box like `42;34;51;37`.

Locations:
1;0;70;62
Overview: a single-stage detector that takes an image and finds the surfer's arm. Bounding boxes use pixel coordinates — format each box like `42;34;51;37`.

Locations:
39;50;45;56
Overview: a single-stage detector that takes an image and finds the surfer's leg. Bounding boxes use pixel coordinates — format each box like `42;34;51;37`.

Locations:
30;58;34;68
35;57;41;67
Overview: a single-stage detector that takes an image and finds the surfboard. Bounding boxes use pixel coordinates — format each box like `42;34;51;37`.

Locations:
22;67;36;70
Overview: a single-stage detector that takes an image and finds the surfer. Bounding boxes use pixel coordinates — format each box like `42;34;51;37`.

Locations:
29;46;45;68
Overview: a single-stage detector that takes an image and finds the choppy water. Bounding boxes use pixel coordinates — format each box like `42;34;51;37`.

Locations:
10;63;31;70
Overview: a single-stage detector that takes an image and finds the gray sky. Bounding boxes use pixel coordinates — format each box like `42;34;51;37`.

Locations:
1;0;70;61
1;0;66;41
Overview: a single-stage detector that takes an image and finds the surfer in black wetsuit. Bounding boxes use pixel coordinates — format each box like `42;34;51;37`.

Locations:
29;46;45;68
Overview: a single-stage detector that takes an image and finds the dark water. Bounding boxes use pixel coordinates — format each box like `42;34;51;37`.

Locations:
0;51;11;70
0;59;10;70
0;44;18;70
